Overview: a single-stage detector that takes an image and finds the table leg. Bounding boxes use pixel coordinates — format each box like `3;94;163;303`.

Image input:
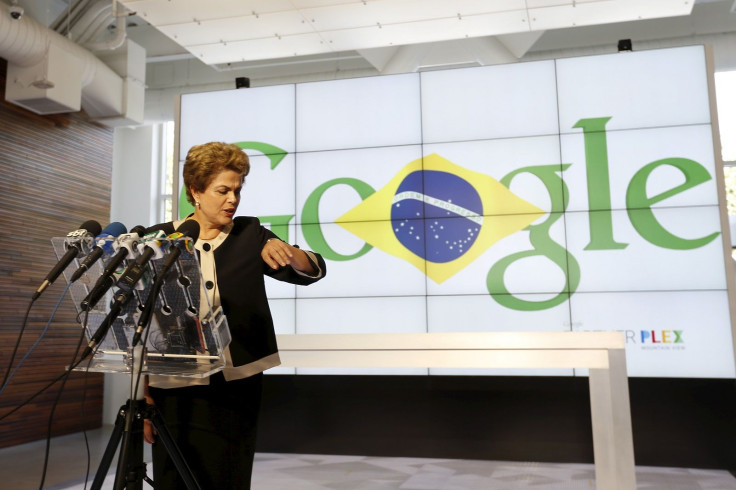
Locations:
588;348;636;489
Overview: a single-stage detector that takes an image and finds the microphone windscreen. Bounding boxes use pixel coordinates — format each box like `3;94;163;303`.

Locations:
78;220;102;237
175;220;200;244
144;223;171;237
129;225;147;236
100;221;127;238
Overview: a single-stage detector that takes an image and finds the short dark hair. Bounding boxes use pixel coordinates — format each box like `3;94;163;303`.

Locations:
183;142;250;205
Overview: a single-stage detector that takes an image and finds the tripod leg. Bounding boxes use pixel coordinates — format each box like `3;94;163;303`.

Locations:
113;399;145;490
147;404;202;490
91;404;126;490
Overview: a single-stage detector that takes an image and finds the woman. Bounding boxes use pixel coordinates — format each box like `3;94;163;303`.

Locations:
144;141;325;488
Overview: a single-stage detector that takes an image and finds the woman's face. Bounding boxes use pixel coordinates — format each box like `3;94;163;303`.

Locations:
192;169;243;230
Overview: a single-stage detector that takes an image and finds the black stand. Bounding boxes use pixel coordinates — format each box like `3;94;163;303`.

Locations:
91;398;201;490
62;234;217;489
89;242;203;489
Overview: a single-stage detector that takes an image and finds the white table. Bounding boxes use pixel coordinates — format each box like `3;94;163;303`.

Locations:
276;331;636;490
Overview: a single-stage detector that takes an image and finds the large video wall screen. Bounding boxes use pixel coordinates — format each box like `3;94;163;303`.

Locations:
179;46;736;378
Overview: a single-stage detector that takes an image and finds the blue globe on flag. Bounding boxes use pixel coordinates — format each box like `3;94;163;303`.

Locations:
391;170;482;263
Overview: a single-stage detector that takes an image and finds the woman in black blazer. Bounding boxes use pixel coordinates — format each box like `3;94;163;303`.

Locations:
144;141;325;489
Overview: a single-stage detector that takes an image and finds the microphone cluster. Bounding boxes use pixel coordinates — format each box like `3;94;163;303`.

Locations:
35;219;200;360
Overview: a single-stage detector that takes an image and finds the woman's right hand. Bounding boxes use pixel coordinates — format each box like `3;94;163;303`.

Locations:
143;396;157;444
143;419;157;444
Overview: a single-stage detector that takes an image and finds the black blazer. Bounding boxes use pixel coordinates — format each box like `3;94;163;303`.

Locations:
158;216;326;369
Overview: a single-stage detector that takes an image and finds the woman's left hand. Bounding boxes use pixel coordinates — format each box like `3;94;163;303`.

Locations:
261;239;315;274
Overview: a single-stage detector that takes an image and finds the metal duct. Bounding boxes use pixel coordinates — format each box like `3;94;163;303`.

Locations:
69;0;128;52
0;1;143;125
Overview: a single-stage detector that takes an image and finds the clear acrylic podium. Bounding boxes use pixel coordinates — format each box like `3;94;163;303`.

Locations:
53;233;228;489
52;235;231;378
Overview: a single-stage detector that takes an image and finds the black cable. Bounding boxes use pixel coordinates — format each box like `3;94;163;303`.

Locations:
80;309;95;490
132;314;154;407
127;294;159;486
67;308;95;490
3;281;78;396
0;294;119;422
0;372;65;422
131;254;169;405
1;297;36;394
4;244;175;486
0;346;101;425
83;427;91;490
38;309;89;489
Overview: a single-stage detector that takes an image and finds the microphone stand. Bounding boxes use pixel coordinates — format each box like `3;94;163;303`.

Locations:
49;228;210;490
90;256;202;490
91;341;201;490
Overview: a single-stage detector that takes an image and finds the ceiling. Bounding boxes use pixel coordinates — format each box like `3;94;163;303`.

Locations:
116;0;696;66
11;0;736;87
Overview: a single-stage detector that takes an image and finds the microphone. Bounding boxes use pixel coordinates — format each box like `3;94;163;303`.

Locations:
116;229;168;294
33;220;102;300
80;229;168;359
132;220;200;347
69;222;127;283
162;220;200;261
79;225;146;312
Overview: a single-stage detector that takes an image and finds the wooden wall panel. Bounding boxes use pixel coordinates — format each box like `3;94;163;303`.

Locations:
0;60;112;449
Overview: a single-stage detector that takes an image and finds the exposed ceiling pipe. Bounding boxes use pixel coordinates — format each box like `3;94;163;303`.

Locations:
72;1;115;44
0;3;98;77
0;1;143;125
0;2;55;68
66;0;129;51
50;0;96;35
85;0;129;52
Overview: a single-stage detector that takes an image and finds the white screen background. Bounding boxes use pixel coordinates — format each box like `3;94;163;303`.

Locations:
178;45;736;378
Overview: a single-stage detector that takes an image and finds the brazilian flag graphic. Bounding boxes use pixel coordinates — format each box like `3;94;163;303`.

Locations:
336;153;544;283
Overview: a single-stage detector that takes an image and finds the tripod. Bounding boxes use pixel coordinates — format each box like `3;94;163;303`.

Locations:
91;393;201;490
90;346;201;490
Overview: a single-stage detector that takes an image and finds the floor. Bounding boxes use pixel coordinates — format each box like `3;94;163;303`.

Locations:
1;426;733;490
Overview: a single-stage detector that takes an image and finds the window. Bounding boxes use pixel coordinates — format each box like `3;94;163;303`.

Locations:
156;121;175;223
715;71;736;254
715;71;736;165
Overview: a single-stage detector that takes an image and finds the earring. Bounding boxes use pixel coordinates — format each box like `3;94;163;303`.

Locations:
195;200;200;207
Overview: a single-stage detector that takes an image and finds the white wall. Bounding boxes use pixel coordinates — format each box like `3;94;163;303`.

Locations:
111;125;159;227
105;124;160;423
